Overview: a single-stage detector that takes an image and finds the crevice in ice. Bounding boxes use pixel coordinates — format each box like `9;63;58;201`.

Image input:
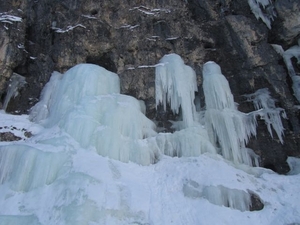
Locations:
243;88;287;143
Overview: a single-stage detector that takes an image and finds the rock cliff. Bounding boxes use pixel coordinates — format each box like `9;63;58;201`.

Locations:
0;0;299;173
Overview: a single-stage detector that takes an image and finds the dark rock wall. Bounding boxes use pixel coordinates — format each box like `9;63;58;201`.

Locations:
0;0;299;173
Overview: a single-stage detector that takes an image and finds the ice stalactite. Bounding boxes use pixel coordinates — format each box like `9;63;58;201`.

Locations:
272;40;300;103
3;73;26;111
155;53;198;129
203;61;259;166
247;0;276;29
244;88;287;143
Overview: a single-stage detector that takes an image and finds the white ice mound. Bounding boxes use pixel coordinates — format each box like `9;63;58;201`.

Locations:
29;64;157;165
155;53;198;128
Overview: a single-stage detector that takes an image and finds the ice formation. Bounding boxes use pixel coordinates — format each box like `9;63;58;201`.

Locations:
155;53;198;128
3;73;26;111
247;0;276;29
203;61;259;166
30;64;157;165
272;40;300;102
244;88;287;143
0;56;297;224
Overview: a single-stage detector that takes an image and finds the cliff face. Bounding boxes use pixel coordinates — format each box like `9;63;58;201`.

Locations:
0;0;299;173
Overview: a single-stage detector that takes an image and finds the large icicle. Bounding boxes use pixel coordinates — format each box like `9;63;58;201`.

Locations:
155;54;198;129
203;62;259;166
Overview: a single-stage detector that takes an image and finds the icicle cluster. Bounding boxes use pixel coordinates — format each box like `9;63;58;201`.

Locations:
155;54;198;128
244;88;287;143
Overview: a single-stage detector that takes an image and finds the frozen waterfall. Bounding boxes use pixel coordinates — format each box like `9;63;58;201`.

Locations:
0;55;291;224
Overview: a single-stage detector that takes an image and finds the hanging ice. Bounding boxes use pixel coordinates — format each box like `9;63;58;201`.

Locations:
203;61;259;166
272;40;300;102
243;88;287;143
3;73;26;111
155;53;198;129
247;0;276;29
30;64;157;165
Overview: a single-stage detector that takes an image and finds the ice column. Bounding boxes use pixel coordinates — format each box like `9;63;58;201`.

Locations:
203;61;258;166
155;54;198;129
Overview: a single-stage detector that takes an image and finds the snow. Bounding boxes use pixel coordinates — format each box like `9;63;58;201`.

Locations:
0;13;22;24
0;61;300;225
51;24;86;33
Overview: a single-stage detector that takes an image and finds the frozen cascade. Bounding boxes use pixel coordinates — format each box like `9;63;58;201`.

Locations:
29;64;157;165
155;53;198;129
203;61;259;166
